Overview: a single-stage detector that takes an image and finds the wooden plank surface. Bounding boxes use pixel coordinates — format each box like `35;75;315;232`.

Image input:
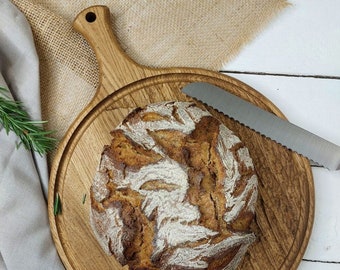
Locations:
223;0;340;77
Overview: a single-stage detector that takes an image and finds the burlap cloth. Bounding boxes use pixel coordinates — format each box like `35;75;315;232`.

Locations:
11;0;289;165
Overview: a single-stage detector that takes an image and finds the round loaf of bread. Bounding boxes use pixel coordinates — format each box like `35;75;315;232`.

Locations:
90;101;258;270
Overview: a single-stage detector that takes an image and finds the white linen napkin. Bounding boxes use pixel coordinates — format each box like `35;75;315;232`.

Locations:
0;0;63;269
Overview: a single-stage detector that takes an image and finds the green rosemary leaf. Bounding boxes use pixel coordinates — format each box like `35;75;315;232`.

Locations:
0;86;57;155
54;193;62;216
82;194;87;204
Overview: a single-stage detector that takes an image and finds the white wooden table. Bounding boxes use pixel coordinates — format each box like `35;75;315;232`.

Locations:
221;0;340;269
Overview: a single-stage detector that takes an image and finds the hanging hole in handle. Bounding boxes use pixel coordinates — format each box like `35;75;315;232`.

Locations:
85;12;96;23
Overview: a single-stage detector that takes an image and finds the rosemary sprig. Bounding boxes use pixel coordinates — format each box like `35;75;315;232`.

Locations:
0;86;57;155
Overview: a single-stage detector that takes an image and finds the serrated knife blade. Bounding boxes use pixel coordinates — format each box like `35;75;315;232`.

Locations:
182;82;340;171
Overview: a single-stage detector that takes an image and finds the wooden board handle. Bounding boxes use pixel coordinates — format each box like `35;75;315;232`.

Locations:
73;5;157;100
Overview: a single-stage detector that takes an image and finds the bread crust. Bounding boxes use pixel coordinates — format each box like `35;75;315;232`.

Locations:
90;101;258;270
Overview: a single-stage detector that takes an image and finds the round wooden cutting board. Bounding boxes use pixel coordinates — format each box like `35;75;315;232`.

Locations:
48;5;314;270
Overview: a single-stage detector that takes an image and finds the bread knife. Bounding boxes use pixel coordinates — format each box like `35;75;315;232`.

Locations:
182;82;340;171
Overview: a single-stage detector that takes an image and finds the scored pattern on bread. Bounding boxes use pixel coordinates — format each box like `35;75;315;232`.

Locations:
90;101;258;270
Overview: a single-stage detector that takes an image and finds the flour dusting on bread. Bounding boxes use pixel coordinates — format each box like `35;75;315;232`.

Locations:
90;101;258;269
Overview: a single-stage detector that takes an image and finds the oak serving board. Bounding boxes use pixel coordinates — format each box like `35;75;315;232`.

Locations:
48;5;314;270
